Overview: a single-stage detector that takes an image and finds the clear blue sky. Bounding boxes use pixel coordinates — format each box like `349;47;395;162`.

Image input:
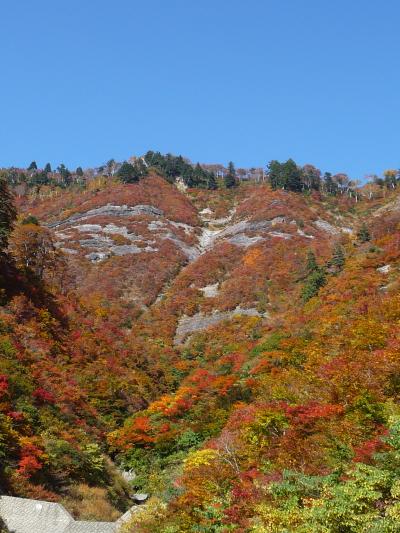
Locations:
1;0;399;179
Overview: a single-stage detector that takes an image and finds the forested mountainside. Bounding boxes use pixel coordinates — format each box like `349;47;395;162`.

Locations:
1;158;400;531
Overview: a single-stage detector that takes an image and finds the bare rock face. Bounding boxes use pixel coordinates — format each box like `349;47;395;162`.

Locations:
133;494;148;504
52;200;304;265
199;283;220;298
314;219;340;235
174;308;267;345
49;204;200;263
110;244;157;256
196;218;288;252
42;183;358;324
120;469;136;483
86;251;110;262
267;231;292;240
79;236;113;248
377;264;391;274
228;234;265;247
43;195;203;309
48;204;164;228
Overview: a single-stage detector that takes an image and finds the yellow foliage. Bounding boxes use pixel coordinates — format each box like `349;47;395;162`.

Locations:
120;497;167;532
183;448;219;471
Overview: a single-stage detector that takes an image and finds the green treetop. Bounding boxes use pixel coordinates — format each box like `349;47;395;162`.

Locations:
224;161;237;188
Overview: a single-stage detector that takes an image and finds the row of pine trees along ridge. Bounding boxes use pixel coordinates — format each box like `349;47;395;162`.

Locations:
5;153;400;197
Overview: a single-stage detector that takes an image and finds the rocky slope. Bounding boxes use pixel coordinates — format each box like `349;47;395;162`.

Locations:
8;173;400;531
22;177;358;344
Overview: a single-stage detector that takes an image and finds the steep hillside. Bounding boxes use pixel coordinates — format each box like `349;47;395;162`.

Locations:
0;174;205;520
110;185;400;532
124;184;357;352
2;168;400;531
20;175;200;311
114;188;400;532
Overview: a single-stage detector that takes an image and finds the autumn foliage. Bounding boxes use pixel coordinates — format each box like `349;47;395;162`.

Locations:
2;170;400;529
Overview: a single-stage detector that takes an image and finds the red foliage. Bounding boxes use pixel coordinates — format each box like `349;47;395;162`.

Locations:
17;441;46;478
7;411;24;421
353;430;389;463
17;456;43;477
284;402;344;425
0;374;9;397
32;387;55;405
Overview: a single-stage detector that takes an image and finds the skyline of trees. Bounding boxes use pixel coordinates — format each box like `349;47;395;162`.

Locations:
2;153;400;200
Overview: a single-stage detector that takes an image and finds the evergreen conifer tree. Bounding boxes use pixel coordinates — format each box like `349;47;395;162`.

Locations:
267;159;303;191
302;250;326;302
357;223;371;243
117;162;138;183
306;250;318;275
117;160;148;183
224;161;237;188
207;172;217;190
331;244;345;272
57;164;72;185
192;163;205;187
285;159;303;192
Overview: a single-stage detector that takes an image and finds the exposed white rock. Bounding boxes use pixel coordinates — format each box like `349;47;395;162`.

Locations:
219;219;289;240
268;231;292;240
200;207;236;226
198;227;220;251
170;221;195;235
49;204;164;228
73;224;103;233
110;244;151;256
297;229;315;239
148;220;165;231
103;223;130;237
377;264;391;274
314;219;340;235
133;494;149;503
169;238;199;261
60;248;78;255
196;215;297;253
120;469;136;482
148;220;195;242
212;215;236;226
270;216;286;226
52;201;322;268
79;235;113;248
85;251;110;262
55;231;71;240
228;234;265;247
176;176;188;192
199;283;219;298
174;307;268;345
217;219;251;238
